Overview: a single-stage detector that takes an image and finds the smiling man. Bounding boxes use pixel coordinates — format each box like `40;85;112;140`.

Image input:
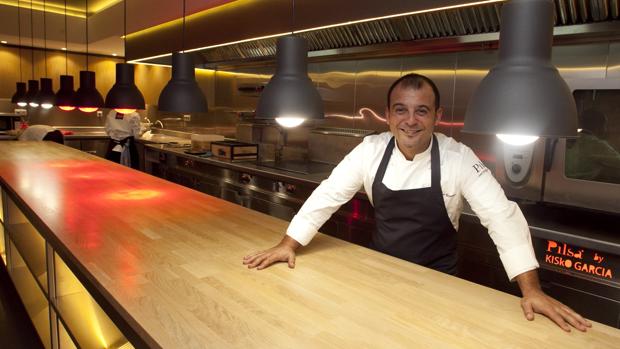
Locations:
243;73;591;332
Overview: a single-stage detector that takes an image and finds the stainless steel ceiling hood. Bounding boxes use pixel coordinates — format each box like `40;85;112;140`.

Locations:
130;0;620;67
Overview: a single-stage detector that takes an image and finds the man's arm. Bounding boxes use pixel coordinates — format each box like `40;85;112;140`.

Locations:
243;138;370;269
458;146;591;331
516;269;591;332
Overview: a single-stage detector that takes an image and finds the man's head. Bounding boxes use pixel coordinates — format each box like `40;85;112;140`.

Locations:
385;73;443;160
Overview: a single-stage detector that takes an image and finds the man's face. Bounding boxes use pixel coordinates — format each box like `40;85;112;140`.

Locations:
386;83;442;160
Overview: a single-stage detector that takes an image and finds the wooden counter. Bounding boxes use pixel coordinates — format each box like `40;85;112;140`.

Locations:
0;141;618;349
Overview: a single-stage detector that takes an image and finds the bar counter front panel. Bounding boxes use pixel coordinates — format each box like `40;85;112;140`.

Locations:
0;141;618;349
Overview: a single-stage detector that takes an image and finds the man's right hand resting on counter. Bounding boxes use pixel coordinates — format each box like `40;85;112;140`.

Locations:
243;236;301;270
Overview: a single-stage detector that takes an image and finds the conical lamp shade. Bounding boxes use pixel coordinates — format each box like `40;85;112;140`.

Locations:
25;80;40;107
75;70;104;113
105;63;145;114
255;35;323;128
463;0;577;140
11;82;27;105
36;78;56;109
158;52;207;113
56;75;76;111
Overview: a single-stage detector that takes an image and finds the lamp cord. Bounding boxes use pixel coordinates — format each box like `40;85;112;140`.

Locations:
64;0;68;74
182;0;186;52
30;0;34;79
86;0;89;70
291;0;295;34
43;0;47;77
17;0;22;82
124;0;127;62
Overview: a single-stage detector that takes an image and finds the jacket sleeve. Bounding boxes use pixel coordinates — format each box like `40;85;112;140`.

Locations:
458;146;539;280
286;141;367;245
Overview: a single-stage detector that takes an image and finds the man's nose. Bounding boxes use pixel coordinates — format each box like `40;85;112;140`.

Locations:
404;113;418;124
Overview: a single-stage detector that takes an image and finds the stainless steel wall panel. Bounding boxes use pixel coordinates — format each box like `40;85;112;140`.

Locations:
352;58;402;132
606;41;620;78
552;43;609;80
310;61;357;129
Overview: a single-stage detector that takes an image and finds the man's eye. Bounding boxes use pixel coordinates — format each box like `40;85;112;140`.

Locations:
416;109;428;117
395;108;406;114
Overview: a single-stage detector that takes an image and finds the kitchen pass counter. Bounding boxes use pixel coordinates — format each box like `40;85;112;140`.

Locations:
0;141;618;349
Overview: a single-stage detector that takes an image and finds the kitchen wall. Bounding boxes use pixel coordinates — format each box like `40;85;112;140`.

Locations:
0;45;236;131
217;40;620;166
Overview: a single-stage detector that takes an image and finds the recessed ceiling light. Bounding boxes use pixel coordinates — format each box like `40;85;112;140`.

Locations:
61;47;67;50
1;41;7;44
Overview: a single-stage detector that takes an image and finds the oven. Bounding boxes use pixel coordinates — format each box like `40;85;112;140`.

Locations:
543;79;620;214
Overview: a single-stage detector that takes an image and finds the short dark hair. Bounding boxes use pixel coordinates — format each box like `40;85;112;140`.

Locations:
387;73;440;110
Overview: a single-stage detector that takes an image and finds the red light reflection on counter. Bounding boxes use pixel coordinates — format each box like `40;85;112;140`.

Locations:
105;189;162;201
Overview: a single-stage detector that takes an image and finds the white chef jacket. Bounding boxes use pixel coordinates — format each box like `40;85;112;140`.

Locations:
18;125;56;141
287;132;539;280
104;110;142;142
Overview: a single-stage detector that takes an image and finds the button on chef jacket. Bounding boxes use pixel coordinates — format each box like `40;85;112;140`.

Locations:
286;132;539;280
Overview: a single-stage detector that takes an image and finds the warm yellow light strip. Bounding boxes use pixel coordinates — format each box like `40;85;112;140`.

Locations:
129;0;506;64
184;31;291;53
127;53;172;64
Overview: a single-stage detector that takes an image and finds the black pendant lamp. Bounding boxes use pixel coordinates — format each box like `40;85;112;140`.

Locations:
12;1;27;106
255;0;323;128
56;0;76;111
157;0;207;113
463;0;577;146
26;0;39;108
12;82;27;105
255;35;323;127
105;0;145;114
75;0;104;113
35;0;55;109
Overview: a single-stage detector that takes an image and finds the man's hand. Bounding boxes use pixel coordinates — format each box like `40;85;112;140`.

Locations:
516;270;592;332
243;236;301;270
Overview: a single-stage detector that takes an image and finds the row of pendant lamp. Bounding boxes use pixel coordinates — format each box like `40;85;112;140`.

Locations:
10;57;207;115
11;65;139;113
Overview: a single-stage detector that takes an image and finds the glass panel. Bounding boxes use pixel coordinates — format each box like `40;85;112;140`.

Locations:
566;90;620;184
7;239;51;349
0;189;4;223
0;225;5;265
54;253;129;349
59;319;78;349
6;221;47;293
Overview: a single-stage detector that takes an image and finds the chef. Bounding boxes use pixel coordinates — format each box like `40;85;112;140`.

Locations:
243;73;592;332
104;109;141;169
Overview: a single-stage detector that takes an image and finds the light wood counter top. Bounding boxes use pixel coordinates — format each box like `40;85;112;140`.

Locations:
0;141;618;348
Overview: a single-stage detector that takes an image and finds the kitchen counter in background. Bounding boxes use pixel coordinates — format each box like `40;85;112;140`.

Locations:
1;141;618;348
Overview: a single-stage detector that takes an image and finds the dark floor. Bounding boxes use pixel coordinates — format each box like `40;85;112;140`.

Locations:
0;262;45;349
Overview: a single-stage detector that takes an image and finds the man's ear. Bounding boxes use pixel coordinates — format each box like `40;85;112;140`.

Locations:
385;107;390;125
435;107;444;125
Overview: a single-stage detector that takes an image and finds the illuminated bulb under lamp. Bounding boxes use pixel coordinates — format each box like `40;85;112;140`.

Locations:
61;47;67;50
276;117;305;128
29;102;39;108
496;134;539;146
58;105;76;111
577;128;583;133
41;103;53;109
114;108;136;114
79;107;99;113
17;102;27;107
1;40;7;44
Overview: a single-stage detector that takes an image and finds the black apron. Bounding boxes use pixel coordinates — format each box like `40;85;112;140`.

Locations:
105;136;139;169
371;135;458;274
